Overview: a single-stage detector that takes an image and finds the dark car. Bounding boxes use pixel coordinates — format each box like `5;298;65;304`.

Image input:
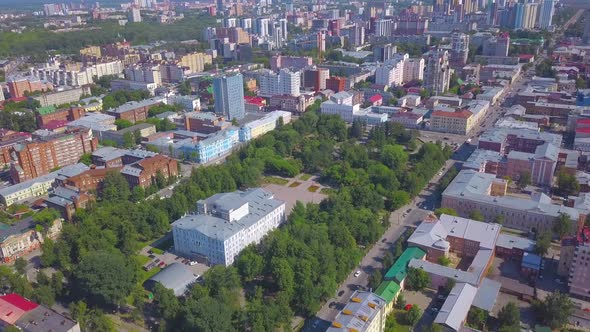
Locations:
148;254;156;259
338;290;344;297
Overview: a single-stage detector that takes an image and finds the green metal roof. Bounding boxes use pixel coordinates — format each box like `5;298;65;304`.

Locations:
384;247;426;282
374;281;401;304
37;105;57;115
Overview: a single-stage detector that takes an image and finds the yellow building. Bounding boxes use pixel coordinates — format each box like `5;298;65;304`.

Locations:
179;52;213;73
80;46;102;58
0;173;57;206
430;109;474;135
0;218;62;263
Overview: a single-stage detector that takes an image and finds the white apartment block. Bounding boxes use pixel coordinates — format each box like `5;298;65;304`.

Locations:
258;69;300;97
167;95;201;111
403;57;424;83
172;188;286;266
375;60;404;87
320;91;358;123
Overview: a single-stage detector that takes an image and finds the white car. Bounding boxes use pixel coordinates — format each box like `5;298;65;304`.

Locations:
189;261;198;266
354;270;361;277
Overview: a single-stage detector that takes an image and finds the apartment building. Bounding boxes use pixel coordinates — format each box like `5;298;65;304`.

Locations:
430;109;474;135
0;130;32;168
402;57;424;83
120;154;178;189
424;49;451;95
36;106;85;128
213;73;246;120
258;69;301;97
269;94;315;114
7;76;53;98
0;217;62;263
270;55;313;71
9;129;98;183
239;111;292;142
167;95;201;112
31;86;91;107
179;52;213;73
442;170;583;234
375;59;404;87
327;291;387;332
191;127;240;163
326;76;347;92
172;188;286;266
184;112;230;134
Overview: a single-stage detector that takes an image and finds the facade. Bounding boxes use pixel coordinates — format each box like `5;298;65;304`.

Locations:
167;95;201;112
0;217;62;263
424;49;451;95
120;155;178;189
101;123;157;145
0;172;59;206
302;67;330;91
172;188;286;266
184;112;230;134
213;73;246;120
31;86;90;107
258;69;300;97
36;106;85;128
270;55;312;71
269;94;315;114
326;77;347;93
7;77;52;99
375;59;404;87
179;52;213;73
105;98;163;123
538;0;556;29
442;170;583;234
402;58;424;83
430;109;474;135
239;111;292;142
178;127;240;163
320;91;359;123
9;129;97;183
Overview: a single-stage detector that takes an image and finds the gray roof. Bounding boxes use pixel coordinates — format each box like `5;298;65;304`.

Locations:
156;111;178;119
535;142;558;161
145;262;196;296
434;283;478;331
0;172;58;198
407;219;449;250
56;163;90;178
496;234;536;252
114;123;155;135
172;188;284;242
106;97;164;114
408;259;480;285
92;147;126;161
0;217;35;242
472;278;501;312
463;149;502;170
124;149;157;159
443;170;580;220
439;214;501;250
16;305;78;332
479;127;562;147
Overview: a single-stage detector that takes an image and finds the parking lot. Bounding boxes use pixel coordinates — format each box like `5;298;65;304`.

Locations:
140;239;210;278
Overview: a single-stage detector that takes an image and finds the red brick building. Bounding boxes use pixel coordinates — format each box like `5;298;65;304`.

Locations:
63;167;121;192
9;128;98;183
36;106;85;128
105;99;162;123
7;77;52;99
0;130;31;167
121;155;178;189
326;77;347;92
185;112;229;134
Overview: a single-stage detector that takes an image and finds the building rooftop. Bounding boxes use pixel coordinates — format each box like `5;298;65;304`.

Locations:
373;281;401;304
144;262;196;296
407;217;449;250
106;97;164;114
439;214;501;250
434;283;478;331
443;170;580;221
384;247;426;282
36;105;58;115
172;188;284;242
472;278;501;311
496;234;536;252
463;149;502;170
327;291;386;332
0;172;59;198
522;252;542;271
0;217;35;242
92;146;126;162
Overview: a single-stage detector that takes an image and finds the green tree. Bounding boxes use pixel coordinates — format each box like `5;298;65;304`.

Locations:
101;171;131;201
467;307;488;329
368;270;382;290
32;208;60;228
406;305;422;326
115;119;133;130
535;231;552;257
557;170;580;196
381;144;409;170
553;213;573;239
441;278;456;296
236;246;264;282
153;283;180;320
517;171;531;190
13;257;27;275
424;324;444;332
498;302;520;329
122;131;135;148
33;285;55;306
40;238;56;267
395;293;406;309
131;186;145;202
434;208;458;217
78;153;93;166
74;250;137;306
406;267;430;291
437;256;451;266
533;291;574;329
469;210;484;221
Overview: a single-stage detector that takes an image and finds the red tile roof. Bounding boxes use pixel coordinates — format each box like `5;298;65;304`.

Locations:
244;96;266;106
368;94;382;103
0;294;38;311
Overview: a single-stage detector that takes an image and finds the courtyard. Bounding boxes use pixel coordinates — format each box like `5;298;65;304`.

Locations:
262;174;328;214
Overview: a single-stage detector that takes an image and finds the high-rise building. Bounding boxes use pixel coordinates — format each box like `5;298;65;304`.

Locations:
403;58;425;83
317;31;326;53
538;0;556;29
374;19;393;37
483;32;510;57
513;3;525;30
450;32;470;67
279;18;288;40
179;52;213;73
349;24;365;48
213;73;246;120
303;67;330;91
373;44;397;62
424;49;451;96
256;18;270;37
258;69;300;97
522;3;539;30
128;7;142;23
376;59;404;87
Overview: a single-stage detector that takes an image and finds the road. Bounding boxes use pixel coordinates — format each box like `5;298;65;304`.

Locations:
303;158;457;332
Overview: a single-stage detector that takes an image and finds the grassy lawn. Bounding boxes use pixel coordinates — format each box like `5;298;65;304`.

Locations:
261;176;289;186
299;173;312;181
308;185;320;192
289;181;302;188
150;247;164;255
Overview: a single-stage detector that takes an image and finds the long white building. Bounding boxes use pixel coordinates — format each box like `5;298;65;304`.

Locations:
172;188;286;266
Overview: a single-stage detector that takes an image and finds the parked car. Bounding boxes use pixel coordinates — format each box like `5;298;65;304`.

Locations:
148;254;156;259
354;270;361;277
189;261;198;266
